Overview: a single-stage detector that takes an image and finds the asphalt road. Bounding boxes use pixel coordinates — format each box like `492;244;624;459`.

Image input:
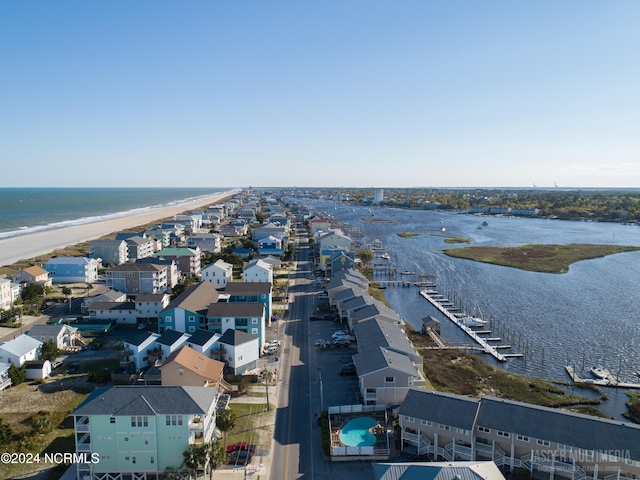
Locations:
269;226;375;480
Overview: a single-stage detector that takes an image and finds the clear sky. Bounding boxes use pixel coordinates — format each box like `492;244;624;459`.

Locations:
2;1;639;188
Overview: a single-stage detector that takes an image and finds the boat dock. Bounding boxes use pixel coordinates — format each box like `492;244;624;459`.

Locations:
419;290;516;362
565;365;640;389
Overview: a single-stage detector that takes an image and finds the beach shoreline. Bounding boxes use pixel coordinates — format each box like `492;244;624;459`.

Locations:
0;189;239;269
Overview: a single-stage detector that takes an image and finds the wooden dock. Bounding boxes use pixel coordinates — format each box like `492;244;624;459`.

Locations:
565;365;640;389
420;290;509;362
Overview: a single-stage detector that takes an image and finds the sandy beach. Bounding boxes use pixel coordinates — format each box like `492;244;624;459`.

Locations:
0;189;239;269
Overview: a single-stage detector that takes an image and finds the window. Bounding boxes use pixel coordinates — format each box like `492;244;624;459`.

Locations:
403;416;415;423
385;376;394;383
132;457;136;464
517;435;530;442
189;326;195;332
252;318;258;324
166;415;183;426
150;456;155;464
457;428;469;435
497;431;510;438
189;316;195;322
439;424;450;431
421;420;433;426
252;328;259;335
478;426;490;434
110;417;116;424
537;440;550;447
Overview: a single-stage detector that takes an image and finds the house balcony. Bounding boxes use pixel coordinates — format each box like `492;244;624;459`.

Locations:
0;377;12;391
75;424;90;432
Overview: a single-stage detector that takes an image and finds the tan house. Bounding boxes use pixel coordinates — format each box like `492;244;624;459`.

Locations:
160;346;224;388
12;266;52;288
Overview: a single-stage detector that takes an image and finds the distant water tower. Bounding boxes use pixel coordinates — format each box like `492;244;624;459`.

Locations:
374;189;384;204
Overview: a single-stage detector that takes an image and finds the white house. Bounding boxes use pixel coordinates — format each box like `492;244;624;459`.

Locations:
242;258;273;284
0;334;43;366
121;332;161;372
201;259;233;287
135;293;171;320
88;301;138;324
216;329;260;375
27;324;79;349
186;233;222;253
0;278;14;310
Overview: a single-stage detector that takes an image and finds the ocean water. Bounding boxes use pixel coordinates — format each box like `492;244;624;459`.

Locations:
0;188;230;239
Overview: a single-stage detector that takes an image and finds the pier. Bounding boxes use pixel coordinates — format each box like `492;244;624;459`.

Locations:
565;365;640;390
419;290;511;362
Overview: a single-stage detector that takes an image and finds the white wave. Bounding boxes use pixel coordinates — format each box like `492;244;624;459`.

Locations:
0;191;228;240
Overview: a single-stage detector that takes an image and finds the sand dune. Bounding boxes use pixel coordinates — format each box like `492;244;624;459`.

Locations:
0;189;238;269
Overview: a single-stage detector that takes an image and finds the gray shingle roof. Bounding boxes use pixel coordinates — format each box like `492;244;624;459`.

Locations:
399;388;480;431
186;329;217;346
72;386;218;416
157;330;187;346
206;303;264;318
218;329;258;346
161;282;219;315
353;346;421;378
477;396;640;458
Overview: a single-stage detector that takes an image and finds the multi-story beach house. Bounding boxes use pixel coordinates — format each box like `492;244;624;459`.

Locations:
158;282;219;333
12;265;52;288
200;259;233;287
106;264;168;295
223;281;273;322
398;388;640;480
205;302;266;348
242;258;273;284
186;233;222;254
89;239;128;266
44;256;99;284
155;247;201;278
27;324;79;350
72;385;219;480
0;278;15;310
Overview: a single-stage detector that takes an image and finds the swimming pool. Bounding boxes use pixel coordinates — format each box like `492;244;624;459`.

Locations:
339;416;377;447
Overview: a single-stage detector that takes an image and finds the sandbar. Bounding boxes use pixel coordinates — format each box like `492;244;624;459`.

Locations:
0;189;239;268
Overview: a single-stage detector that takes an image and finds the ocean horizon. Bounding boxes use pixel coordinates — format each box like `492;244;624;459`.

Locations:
0;187;231;239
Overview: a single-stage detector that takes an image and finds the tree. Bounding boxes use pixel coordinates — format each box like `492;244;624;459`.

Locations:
40;340;60;362
171;277;199;299
21;283;45;312
356;249;374;266
8;362;26;386
61;286;72;313
205;440;226;480
182;444;207;479
215;409;236;449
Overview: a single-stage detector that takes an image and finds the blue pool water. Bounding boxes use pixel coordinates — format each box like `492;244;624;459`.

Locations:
339;417;377;447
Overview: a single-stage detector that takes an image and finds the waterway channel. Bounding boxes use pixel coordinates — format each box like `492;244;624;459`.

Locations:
310;202;640;420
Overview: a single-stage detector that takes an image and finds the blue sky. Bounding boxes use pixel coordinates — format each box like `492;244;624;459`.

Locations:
2;1;639;188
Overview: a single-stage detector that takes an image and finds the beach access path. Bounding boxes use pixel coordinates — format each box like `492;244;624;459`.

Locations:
0;189;238;269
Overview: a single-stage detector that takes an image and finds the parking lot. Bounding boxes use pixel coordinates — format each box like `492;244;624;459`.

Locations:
308;315;361;410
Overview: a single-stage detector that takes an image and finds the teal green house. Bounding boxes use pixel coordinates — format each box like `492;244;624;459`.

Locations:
72;385;218;479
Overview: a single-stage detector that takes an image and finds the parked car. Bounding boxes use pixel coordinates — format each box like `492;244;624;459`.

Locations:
333;337;351;346
51;361;62;370
137;323;147;330
315;339;327;347
91;342;103;350
340;363;357;376
226;442;257;454
266;339;281;347
67;362;81;373
332;330;348;339
263;345;279;355
227;450;253;465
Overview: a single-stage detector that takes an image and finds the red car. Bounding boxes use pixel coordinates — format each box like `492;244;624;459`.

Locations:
226;442;256;454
